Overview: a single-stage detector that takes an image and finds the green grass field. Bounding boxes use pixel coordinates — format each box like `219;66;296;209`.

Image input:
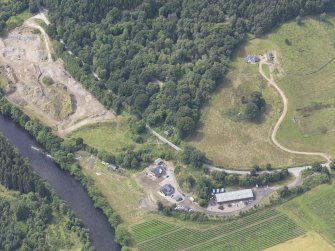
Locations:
188;14;335;168
187;39;318;169
279;178;335;246
266;15;335;157
69;115;169;156
133;209;305;251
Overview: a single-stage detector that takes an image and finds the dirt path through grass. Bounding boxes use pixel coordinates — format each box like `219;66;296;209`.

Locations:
258;56;331;166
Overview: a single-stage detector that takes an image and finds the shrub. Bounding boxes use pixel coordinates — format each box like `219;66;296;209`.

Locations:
42;76;54;86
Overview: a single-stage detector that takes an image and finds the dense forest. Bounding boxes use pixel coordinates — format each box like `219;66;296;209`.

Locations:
29;0;334;138
0;134;92;251
1;0;334;139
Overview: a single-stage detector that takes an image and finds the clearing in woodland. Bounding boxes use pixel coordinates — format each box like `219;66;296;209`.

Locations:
268;14;335;158
0;13;115;137
187;38;318;169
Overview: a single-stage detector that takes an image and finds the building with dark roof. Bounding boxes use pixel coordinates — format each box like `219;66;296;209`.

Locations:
245;55;260;63
164;127;174;137
267;52;274;61
151;165;166;178
160;184;175;196
155;158;164;165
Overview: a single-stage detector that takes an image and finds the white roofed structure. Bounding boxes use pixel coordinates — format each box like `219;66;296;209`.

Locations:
215;189;254;204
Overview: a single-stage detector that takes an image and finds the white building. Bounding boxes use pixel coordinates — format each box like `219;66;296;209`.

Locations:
215;189;254;204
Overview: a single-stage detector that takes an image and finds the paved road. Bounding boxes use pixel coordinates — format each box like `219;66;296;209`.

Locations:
258;56;331;166
146;124;182;151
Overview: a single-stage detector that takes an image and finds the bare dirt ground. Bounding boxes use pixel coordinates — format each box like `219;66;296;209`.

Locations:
0;13;115;137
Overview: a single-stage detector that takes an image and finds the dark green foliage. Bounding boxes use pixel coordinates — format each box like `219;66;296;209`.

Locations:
0;94;121;230
180;146;205;168
244;91;266;121
0;135;92;250
176;116;195;139
0;0;29;33
42;75;54;86
115;225;131;246
32;0;334;137
279;186;290;198
311;162;322;172
330;160;335;170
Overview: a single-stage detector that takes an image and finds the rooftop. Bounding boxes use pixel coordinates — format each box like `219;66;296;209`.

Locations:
155;158;164;165
215;189;253;203
160;184;175;196
151;165;165;175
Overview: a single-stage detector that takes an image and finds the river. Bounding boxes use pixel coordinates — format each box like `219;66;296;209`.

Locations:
0;115;120;251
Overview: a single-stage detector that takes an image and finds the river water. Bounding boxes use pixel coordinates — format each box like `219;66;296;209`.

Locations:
0;115;120;251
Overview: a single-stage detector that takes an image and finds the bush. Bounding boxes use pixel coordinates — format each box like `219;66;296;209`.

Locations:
42;76;54;86
115;225;131;246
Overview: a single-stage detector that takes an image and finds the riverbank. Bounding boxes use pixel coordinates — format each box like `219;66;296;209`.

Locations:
0;108;120;251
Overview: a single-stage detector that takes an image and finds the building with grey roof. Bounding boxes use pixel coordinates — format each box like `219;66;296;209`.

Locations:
215;189;254;204
160;184;175;196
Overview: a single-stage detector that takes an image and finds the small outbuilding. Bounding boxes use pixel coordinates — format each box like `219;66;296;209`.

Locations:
164;127;174;137
108;163;117;170
215;189;254;204
174;194;183;202
155;158;164;165
245;55;260;63
267;52;274;61
160;184;175;196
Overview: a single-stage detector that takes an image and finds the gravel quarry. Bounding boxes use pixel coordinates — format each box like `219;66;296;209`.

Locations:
0;13;116;137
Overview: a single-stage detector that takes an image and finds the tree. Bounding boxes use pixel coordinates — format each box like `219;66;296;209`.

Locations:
296;15;302;25
244;91;266;121
244;102;260;121
176;116;195;138
29;0;39;13
134;93;149;111
330;160;335;171
180;146;205;168
279;186;290;198
115;225;131;246
311;162;322;172
15;204;30;222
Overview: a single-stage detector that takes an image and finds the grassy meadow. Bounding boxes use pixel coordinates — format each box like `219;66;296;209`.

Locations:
187;38;317;169
70;115;169;155
265;231;335;251
188;14;335;168
268;15;335;157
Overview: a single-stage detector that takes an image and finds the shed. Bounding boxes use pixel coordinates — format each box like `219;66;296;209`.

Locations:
155;158;164;165
175;194;183;202
164;127;174;137
267;52;274;61
160;184;175;196
215;189;254;204
108;163;117;170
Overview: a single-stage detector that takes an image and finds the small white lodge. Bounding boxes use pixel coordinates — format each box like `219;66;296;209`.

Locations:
215;189;254;204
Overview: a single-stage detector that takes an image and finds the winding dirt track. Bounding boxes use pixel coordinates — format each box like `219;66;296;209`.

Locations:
258;57;331;165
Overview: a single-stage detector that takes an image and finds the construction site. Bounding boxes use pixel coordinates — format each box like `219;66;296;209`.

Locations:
0;14;115;137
